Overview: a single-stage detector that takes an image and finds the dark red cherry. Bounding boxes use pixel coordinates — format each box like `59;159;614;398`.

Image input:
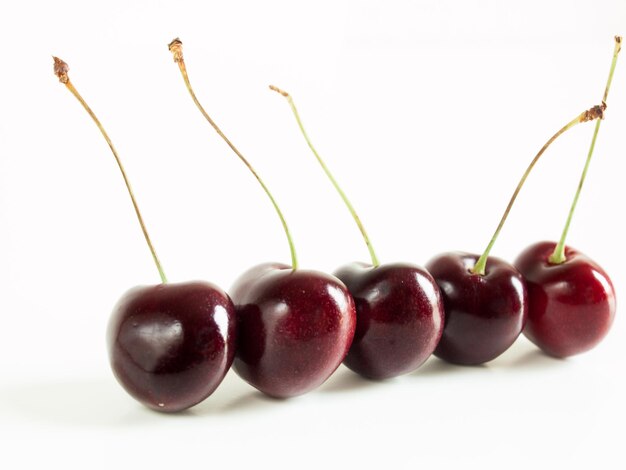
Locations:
167;41;357;397
334;262;444;379
230;263;356;398
52;58;238;413
107;281;236;412
426;252;527;365
514;241;616;358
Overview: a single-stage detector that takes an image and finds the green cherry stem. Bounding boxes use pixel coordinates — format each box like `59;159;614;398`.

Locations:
168;39;298;270
471;102;606;276
549;36;622;264
269;85;380;267
53;57;167;283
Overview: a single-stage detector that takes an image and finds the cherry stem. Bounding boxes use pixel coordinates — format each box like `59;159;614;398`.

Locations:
53;57;167;284
168;39;298;270
471;103;605;276
269;85;380;267
549;36;622;265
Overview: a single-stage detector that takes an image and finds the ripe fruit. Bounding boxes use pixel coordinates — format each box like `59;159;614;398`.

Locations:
514;37;621;358
426;101;606;365
108;281;236;411
169;39;356;397
230;263;356;397
53;57;236;412
426;253;526;365
270;85;444;379
515;242;616;357
335;262;444;378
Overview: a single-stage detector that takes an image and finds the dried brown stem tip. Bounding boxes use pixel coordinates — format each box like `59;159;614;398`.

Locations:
53;56;70;83
580;103;607;122
616;36;622;53
168;38;184;63
580;101;606;122
269;85;290;97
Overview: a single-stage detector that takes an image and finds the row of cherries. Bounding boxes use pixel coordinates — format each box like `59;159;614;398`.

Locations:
51;37;620;412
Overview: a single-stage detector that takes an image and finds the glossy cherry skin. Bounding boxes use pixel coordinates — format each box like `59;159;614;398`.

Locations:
514;241;616;358
334;262;444;379
426;252;527;365
107;281;236;412
230;263;356;398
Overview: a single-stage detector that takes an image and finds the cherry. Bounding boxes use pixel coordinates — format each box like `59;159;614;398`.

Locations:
426;99;607;365
270;86;444;379
514;37;621;358
426;253;526;365
335;262;443;378
230;263;355;397
169;39;356;397
53;57;236;412
107;281;236;411
514;242;616;357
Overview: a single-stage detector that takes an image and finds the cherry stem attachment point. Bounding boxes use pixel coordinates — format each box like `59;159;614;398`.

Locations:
269;85;380;267
471;103;604;276
549;36;622;265
52;57;167;284
168;39;298;270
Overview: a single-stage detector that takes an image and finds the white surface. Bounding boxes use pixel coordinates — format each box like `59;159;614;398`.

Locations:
0;1;624;469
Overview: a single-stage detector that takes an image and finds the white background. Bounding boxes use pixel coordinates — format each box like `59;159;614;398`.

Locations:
0;1;624;469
